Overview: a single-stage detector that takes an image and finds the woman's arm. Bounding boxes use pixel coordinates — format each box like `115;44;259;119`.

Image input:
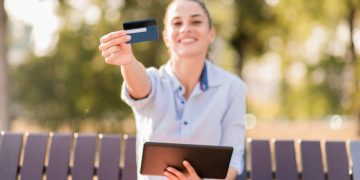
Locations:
220;80;247;176
99;30;151;99
120;58;151;99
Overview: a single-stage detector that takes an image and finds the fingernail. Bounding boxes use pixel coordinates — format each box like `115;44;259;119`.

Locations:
126;35;131;39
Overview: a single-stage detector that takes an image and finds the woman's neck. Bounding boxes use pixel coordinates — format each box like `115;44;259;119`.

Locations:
170;55;206;99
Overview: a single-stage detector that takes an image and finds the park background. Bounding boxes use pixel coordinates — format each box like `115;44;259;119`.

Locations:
1;0;360;141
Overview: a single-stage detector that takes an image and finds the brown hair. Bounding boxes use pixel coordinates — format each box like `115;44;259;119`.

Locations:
164;0;213;29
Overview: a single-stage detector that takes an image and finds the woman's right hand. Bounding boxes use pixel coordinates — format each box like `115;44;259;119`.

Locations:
99;30;133;66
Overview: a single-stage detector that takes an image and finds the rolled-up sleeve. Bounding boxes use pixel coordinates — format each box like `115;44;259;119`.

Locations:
121;67;158;110
220;80;247;175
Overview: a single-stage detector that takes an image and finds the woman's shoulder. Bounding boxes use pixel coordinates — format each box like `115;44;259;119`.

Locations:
207;62;246;89
144;65;173;83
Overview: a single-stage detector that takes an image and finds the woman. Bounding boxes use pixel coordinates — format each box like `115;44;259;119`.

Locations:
99;0;247;179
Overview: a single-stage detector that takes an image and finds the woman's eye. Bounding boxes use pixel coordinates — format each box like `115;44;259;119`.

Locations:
192;21;202;25
173;22;182;27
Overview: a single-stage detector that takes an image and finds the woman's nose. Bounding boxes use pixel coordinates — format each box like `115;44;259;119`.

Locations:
179;23;191;33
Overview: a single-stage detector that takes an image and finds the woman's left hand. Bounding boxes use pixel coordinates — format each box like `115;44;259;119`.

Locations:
164;160;202;180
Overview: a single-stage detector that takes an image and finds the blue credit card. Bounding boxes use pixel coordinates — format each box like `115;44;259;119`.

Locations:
123;18;159;44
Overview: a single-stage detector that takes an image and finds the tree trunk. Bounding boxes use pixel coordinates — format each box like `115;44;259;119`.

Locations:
347;0;360;135
230;33;248;78
0;0;10;130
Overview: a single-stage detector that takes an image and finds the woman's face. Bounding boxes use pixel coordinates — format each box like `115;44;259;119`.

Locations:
163;0;215;59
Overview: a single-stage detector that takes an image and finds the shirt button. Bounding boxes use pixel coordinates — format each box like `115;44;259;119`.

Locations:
181;100;185;104
183;121;188;125
179;87;182;91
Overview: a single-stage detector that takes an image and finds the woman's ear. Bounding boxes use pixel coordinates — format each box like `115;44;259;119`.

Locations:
163;30;169;47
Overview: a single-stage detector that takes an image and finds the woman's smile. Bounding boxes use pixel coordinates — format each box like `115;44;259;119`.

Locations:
178;37;197;44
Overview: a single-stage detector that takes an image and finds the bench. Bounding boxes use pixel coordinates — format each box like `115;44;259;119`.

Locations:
0;132;359;180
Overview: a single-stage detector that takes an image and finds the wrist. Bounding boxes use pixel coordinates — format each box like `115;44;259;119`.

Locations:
120;55;136;68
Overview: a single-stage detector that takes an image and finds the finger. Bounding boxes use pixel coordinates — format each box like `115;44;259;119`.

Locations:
99;35;131;51
166;167;188;179
164;171;178;180
104;53;118;65
183;161;199;178
102;46;120;58
99;30;127;43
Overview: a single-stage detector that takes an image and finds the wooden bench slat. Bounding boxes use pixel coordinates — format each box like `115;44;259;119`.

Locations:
0;133;23;180
122;136;137;180
98;134;121;180
21;133;49;180
301;141;325;180
275;140;298;180
350;141;360;180
325;141;350;180
46;134;73;180
72;134;97;180
250;140;272;180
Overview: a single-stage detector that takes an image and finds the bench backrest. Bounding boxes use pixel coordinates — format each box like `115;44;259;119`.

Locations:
0;132;137;180
249;139;360;180
0;132;359;180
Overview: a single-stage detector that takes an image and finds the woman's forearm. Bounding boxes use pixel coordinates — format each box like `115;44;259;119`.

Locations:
121;56;151;99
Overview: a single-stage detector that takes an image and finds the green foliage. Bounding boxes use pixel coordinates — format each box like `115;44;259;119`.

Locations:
10;0;174;131
9;0;360;131
12;24;129;130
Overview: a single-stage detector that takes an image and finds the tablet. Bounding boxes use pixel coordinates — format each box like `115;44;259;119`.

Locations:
140;142;233;179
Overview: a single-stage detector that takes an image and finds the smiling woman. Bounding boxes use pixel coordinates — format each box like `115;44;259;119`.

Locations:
98;0;247;179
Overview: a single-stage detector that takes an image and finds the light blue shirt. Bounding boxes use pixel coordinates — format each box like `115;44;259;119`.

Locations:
121;60;247;180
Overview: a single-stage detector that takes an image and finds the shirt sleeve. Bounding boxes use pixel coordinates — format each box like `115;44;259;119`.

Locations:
220;79;247;175
121;67;158;111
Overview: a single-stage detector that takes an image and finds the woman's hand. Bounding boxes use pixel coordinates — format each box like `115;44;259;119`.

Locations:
164;161;202;180
99;30;133;66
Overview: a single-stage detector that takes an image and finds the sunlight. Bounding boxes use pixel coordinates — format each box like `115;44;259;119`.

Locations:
328;21;350;58
354;28;360;54
5;0;60;56
264;0;280;7
305;26;326;65
286;61;307;87
221;0;234;6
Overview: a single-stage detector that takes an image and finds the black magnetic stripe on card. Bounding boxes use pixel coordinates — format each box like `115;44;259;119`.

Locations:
123;19;157;30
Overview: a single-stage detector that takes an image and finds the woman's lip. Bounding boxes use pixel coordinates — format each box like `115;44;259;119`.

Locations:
178;38;197;43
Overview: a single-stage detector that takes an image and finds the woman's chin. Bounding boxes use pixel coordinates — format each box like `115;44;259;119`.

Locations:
176;49;203;58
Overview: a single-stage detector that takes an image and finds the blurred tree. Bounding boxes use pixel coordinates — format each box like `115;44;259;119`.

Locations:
0;0;10;130
10;0;170;131
345;0;360;133
277;0;348;120
231;0;360;125
230;0;277;76
8;0;360;134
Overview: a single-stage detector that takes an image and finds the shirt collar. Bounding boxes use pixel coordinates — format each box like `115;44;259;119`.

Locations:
164;61;183;92
163;60;222;92
204;60;222;87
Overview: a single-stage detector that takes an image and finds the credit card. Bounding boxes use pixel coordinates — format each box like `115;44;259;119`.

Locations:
123;18;159;44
